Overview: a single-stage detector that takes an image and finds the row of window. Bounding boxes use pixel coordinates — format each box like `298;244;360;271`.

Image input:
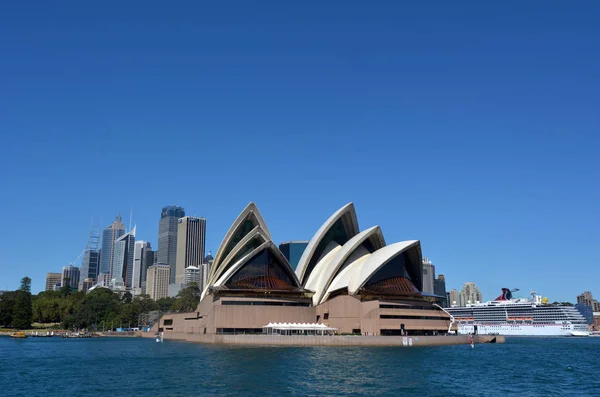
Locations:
379;304;437;310
380;315;445;320
221;300;310;307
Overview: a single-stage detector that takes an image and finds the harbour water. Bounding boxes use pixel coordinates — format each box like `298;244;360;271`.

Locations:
1;336;599;396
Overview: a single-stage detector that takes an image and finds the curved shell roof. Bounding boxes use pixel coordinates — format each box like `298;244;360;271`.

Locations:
207;225;269;288
295;203;359;285
347;240;420;295
209;202;271;283
305;226;386;305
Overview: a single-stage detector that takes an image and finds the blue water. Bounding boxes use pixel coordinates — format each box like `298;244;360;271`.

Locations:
1;336;599;396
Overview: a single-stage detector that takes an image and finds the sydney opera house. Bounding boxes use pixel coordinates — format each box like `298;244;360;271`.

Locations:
158;202;453;337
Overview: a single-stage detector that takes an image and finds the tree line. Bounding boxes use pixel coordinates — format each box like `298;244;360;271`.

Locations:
0;277;200;330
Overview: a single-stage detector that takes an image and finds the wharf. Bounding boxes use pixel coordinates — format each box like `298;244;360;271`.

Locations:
141;332;504;347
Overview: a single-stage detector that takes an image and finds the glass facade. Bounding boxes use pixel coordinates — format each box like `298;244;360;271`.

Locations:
158;205;185;284
279;241;309;271
99;216;125;276
221;217;258;262
225;249;297;290
80;250;100;282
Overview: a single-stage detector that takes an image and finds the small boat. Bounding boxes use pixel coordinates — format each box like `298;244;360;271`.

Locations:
10;331;27;339
155;331;164;343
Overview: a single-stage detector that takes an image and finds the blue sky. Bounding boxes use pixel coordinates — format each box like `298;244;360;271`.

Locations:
1;1;598;301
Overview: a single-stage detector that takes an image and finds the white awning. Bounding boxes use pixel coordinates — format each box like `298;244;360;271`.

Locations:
263;322;337;331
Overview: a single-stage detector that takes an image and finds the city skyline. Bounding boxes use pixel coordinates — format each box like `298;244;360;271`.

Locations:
1;2;598;301
12;202;597;304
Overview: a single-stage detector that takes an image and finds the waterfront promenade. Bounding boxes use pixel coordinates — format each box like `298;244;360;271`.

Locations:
141;331;503;346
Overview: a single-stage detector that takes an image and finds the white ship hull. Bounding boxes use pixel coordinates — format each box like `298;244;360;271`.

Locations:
456;323;589;337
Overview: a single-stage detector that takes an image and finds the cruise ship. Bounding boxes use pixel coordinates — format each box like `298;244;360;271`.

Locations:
445;289;589;337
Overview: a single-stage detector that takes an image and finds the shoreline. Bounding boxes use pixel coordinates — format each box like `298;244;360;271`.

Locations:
141;332;504;347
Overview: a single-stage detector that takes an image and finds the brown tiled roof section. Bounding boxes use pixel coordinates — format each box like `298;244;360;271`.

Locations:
362;276;419;295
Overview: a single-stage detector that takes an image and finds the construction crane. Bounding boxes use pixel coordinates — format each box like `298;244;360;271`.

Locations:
69;249;86;267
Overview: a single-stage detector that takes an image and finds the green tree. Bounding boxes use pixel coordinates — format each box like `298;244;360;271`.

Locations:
157;297;177;312
172;283;200;312
0;291;16;327
12;277;33;329
122;291;133;304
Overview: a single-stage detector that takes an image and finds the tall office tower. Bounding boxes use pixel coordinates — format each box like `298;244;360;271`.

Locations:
459;282;483;306
278;241;309;271
421;257;435;294
45;273;62;291
61;265;80;289
449;289;459;306
133;240;151;291
175;216;206;284
80;224;101;282
112;226;136;288
146;264;170;301
434;274;448;307
158;206;185;284
99;214;125;277
184;265;202;290
141;245;155;294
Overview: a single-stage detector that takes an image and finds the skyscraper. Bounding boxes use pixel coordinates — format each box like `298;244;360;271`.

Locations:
278;241;309;270
61;265;80;290
434;274;448;307
80;224;101;282
147;264;170;301
112;226;136;288
421;257;435;294
45;273;61;291
449;289;459;306
175;216;206;284
459;282;483;306
133;240;152;292
141;245;155;294
80;250;101;283
158;206;185;284
99;214;125;277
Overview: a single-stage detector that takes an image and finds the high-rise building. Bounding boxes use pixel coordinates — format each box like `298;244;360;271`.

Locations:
80;250;101;283
449;289;459;307
421;257;435;294
147;264;170;301
99;214;125;277
459;282;482;306
279;241;309;270
45;273;62;291
133;240;152;291
141;245;155;294
175;216;206;284
434;274;448;307
80;223;101;282
61;265;80;290
158;206;185;284
112;226;136;288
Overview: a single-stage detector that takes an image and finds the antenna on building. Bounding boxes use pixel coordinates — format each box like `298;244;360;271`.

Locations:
128;206;133;234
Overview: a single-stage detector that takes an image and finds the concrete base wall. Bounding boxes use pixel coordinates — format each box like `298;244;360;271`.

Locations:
142;331;504;347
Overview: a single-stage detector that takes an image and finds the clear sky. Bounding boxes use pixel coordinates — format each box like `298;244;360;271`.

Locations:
1;1;598;301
